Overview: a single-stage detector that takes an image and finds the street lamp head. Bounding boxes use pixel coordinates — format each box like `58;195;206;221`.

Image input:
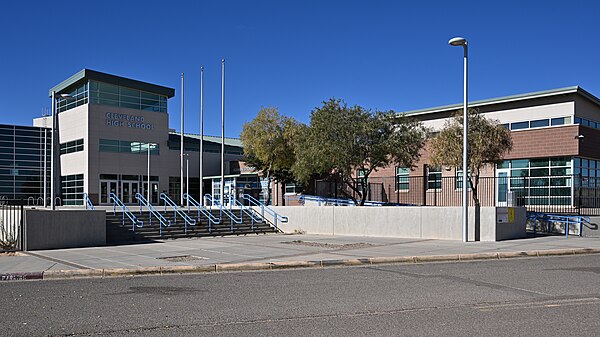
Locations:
448;37;467;46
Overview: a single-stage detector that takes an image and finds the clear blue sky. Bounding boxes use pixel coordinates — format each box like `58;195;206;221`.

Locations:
1;0;598;138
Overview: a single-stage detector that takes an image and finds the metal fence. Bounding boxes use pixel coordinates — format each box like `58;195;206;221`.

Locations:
314;175;600;216
0;200;25;251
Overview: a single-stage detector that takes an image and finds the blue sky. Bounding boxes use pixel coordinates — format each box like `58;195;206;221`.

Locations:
1;0;598;138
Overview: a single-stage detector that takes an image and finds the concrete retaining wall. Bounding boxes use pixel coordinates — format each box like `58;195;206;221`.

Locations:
270;206;526;241
23;210;106;250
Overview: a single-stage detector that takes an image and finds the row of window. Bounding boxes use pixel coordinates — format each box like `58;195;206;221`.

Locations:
99;139;160;155
501;117;570;131
90;81;167;113
575;117;600;130
60;139;84;155
57;83;89;113
61;174;84;205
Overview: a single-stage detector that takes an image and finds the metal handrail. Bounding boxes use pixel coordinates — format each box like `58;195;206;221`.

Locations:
110;193;143;232
527;212;590;238
183;193;220;233
83;193;95;210
159;193;196;234
242;194;288;231
204;194;241;231
229;195;263;230
135;193;170;237
300;195;385;207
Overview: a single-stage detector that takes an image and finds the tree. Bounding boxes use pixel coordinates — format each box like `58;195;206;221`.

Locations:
240;107;299;205
429;109;513;207
293;98;428;206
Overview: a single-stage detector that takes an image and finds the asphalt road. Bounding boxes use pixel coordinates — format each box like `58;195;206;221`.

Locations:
1;255;600;336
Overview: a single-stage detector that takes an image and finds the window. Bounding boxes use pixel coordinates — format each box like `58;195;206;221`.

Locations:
57;82;89;113
99;139;159;155
395;167;409;191
285;182;303;194
357;169;368;193
89;81;167;112
60;139;84;155
61;174;84;205
427;166;442;190
501;157;572;205
530;119;549;128
510;121;529;130
455;168;471;190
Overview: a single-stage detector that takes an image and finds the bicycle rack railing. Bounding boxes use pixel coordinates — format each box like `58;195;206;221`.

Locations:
204;194;241;231
229;195;263;231
183;193;220;233
83;193;95;210
160;193;196;235
110;193;143;233
27;197;35;206
241;194;288;232
135;193;171;237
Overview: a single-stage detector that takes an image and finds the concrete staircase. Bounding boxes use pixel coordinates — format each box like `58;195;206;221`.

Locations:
106;208;280;244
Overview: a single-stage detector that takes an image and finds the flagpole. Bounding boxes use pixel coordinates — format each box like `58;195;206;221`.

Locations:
199;66;204;204
180;72;185;205
220;59;225;205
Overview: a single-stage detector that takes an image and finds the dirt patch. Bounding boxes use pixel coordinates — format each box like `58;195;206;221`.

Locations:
0;251;26;257
282;240;376;250
156;255;207;262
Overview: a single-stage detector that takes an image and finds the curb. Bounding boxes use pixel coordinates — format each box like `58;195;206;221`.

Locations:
3;247;600;281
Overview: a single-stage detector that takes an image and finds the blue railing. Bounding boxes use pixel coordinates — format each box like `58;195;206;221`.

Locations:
527;212;590;238
160;193;196;234
228;195;263;230
110;193;143;233
204;194;241;231
135;193;171;237
183;193;220;233
242;194;287;231
83;193;95;210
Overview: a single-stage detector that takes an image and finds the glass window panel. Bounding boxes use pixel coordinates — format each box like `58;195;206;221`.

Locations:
511;169;528;177
550;117;565;126
120;87;139;98
530;119;549;128
551;157;569;167
530;158;548;167
510;121;529;130
550;168;567;176
97;82;118;94
511;159;529;168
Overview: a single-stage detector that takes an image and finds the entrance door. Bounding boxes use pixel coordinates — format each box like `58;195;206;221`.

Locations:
121;181;138;204
143;182;159;204
100;180;118;204
496;170;509;206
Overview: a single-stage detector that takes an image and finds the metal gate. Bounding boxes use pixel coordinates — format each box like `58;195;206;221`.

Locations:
0;200;24;252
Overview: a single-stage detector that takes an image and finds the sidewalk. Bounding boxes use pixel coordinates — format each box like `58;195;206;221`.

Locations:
1;234;600;280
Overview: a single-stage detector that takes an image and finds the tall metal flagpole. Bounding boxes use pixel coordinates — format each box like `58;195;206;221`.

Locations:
199;66;204;203
220;59;225;205
180;72;185;205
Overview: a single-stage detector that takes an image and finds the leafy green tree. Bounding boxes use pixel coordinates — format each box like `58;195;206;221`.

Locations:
293;98;428;206
429;109;513;206
240;107;299;205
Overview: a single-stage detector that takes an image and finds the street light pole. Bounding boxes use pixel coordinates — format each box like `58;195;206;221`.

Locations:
449;36;469;243
147;143;154;203
50;91;73;210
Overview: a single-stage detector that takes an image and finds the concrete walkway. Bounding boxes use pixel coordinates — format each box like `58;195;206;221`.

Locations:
1;233;600;280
